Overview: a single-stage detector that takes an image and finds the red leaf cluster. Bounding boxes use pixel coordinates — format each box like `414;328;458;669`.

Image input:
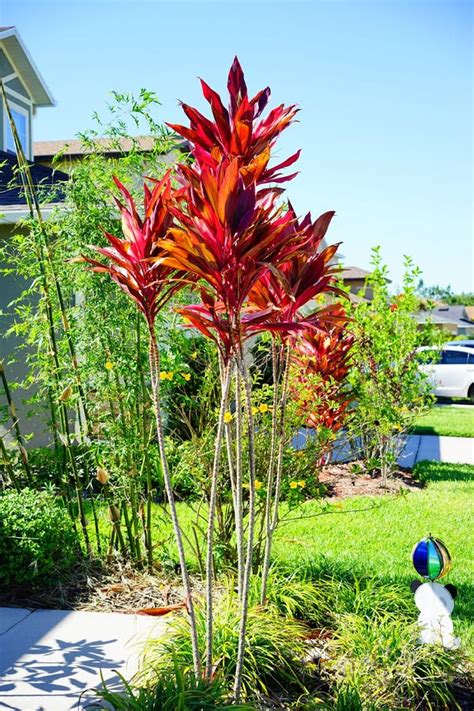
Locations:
83;174;183;327
291;311;354;433
162;58;341;357
85;58;343;363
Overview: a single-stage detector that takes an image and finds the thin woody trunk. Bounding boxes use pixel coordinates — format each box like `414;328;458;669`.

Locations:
205;362;231;677
148;328;201;677
234;367;244;598
261;345;291;596
259;337;280;601
233;351;256;702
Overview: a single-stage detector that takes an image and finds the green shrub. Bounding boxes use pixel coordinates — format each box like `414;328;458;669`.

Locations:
0;488;78;588
94;661;254;710
325;612;463;710
142;593;308;699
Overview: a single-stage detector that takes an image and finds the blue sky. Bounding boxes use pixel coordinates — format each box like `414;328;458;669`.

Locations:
3;0;472;291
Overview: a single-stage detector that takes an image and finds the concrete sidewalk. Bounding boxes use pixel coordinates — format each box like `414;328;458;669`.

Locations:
0;607;165;711
399;434;474;468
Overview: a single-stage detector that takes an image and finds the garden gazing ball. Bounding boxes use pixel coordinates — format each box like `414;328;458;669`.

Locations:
411;536;459;649
411;536;451;581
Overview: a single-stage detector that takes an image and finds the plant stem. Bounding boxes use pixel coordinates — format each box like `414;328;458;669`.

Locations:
234;366;244;599
0;434;20;490
0;360;32;483
205;362;231;677
233;352;256;702
259;337;280;599
262;345;291;594
148;327;201;677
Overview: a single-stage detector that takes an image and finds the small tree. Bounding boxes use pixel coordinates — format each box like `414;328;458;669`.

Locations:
344;247;437;479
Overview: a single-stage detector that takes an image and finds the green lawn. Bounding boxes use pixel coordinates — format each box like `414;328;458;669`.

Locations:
272;461;474;653
411;405;474;437
86;461;474;653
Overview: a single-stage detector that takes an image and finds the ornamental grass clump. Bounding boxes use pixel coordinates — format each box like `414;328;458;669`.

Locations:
325;612;464;710
141;593;308;701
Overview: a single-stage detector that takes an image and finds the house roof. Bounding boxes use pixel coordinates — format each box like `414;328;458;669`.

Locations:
34;136;188;161
339;266;372;281
0;27;54;107
415;304;474;328
0;150;68;207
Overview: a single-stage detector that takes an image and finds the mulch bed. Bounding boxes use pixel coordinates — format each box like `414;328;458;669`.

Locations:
318;461;422;500
2;559;196;613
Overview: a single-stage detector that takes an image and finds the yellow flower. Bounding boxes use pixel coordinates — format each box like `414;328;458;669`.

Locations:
191;351;198;360
254;480;263;490
251;406;259;416
259;403;269;414
298;480;306;488
182;372;191;381
224;411;233;424
289;481;298;489
105;361;114;371
159;371;168;381
167;372;174;380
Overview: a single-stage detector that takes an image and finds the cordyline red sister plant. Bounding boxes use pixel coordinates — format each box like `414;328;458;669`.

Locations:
162;58;344;698
82;173;201;676
84;57;345;702
291;311;354;460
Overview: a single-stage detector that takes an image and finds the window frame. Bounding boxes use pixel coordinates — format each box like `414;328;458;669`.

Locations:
3;99;31;160
441;349;469;365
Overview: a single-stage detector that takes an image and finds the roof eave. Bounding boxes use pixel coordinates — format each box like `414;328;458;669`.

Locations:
0;27;55;107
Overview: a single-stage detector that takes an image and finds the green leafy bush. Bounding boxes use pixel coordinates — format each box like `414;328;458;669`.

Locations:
342;248;440;478
0;488;78;588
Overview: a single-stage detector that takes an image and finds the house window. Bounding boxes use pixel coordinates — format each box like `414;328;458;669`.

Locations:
3;101;30;158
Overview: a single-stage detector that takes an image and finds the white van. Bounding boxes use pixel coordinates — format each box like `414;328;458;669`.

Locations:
417;346;474;402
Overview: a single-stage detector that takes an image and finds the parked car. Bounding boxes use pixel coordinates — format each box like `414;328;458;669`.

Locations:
417;345;474;402
445;340;474;349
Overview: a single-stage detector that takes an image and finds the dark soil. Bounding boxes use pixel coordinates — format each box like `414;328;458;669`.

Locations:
319;461;423;500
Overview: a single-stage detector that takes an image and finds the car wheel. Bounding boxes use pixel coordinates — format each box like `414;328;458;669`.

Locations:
468;384;474;404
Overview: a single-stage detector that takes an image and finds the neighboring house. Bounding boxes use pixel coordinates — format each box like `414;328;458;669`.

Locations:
33;135;162;170
0;27;67;446
414;303;474;336
339;265;376;301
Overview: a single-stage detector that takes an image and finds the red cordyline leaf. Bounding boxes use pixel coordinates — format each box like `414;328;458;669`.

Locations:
82;174;184;327
160;156;312;358
167;56;299;187
291;308;354;433
247;206;343;334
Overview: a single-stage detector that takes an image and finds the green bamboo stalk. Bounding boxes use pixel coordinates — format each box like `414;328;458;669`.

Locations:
1;80;91;437
0;360;32;483
0;433;20;491
1;81;94;551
